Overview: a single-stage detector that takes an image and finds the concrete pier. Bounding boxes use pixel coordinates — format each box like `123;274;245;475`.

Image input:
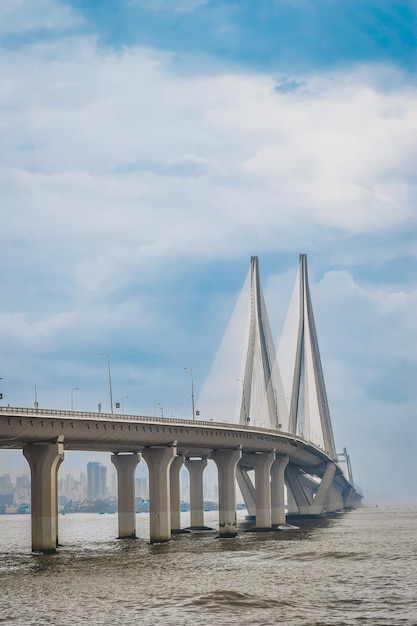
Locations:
142;444;177;543
286;464;310;515
211;448;242;537
185;457;208;529
271;454;289;526
23;438;64;553
247;451;275;529
170;454;184;533
111;452;140;538
286;462;340;516
236;465;256;517
311;462;337;514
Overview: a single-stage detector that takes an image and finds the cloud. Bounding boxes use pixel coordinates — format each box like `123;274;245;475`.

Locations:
0;0;83;36
114;154;211;177
315;269;417;361
128;0;208;12
2;41;416;261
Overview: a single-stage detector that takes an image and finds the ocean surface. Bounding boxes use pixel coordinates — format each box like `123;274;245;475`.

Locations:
1;506;416;625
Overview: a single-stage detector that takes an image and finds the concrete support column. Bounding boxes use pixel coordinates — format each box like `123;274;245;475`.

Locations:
271;454;289;526
211;448;242;538
286;486;298;514
185;457;207;529
285;464;311;515
312;462;337;515
111;452;141;538
23;438;65;553
170;455;184;533
248;451;275;529
142;445;177;543
236;466;256;517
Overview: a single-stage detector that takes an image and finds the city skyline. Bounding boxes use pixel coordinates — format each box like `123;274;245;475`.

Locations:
0;462;220;510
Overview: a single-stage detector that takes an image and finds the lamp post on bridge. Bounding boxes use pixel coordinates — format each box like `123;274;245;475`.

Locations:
184;367;195;421
98;353;114;414
34;383;39;410
122;395;128;414
71;387;79;411
154;402;161;417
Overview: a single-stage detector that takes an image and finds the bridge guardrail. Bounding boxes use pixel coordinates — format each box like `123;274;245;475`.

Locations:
0;405;286;434
0;406;335;462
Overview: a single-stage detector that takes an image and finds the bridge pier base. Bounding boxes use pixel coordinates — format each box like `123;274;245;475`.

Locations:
248;451;275;529
271;454;289;526
111;452;140;538
211;448;242;537
142;444;177;543
185;457;209;530
170;455;185;533
23;438;64;553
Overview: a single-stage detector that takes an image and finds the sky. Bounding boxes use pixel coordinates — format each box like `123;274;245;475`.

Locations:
0;0;416;504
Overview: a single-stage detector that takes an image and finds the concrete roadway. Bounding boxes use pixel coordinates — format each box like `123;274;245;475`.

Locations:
0;406;350;492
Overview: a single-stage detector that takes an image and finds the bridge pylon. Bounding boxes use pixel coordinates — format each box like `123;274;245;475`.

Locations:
285;254;337;459
239;256;288;431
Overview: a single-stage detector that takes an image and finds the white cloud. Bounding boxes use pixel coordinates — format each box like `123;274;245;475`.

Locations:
313;269;417;361
0;310;75;342
128;0;208;12
0;0;83;35
1;40;416;275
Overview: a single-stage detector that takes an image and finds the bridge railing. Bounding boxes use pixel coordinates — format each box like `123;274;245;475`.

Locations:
0;404;305;438
0;404;278;432
0;405;334;460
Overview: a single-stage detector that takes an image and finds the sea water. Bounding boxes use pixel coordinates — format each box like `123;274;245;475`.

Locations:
1;506;416;625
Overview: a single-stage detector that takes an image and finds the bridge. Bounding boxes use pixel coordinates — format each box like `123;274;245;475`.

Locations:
0;254;362;552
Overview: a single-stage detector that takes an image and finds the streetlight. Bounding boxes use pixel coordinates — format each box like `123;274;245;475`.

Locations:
122;395;128;414
98;353;113;414
71;387;79;411
236;378;249;425
34;383;39;410
184;367;195;421
171;408;177;418
154;402;161;417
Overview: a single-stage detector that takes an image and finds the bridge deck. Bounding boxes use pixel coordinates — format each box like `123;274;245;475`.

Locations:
0;407;350;488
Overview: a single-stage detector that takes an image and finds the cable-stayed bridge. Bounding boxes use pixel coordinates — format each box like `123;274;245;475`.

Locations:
0;254;362;552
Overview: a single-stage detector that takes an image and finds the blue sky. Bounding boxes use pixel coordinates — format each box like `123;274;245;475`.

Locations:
0;0;416;503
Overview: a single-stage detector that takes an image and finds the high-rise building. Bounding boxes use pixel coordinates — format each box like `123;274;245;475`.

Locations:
0;474;13;495
78;472;87;501
135;477;148;499
14;474;30;505
87;462;107;500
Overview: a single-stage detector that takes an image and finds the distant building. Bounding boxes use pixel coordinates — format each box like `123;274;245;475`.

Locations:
0;474;12;495
15;474;30;495
79;472;87;501
87;462;107;500
135;477;148;499
180;469;189;502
